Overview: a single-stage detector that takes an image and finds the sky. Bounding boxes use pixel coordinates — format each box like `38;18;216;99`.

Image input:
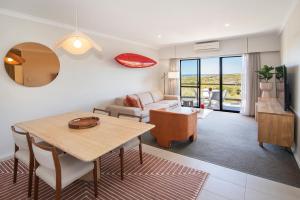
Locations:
181;57;242;75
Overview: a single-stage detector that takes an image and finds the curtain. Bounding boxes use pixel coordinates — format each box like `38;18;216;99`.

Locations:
240;53;260;116
168;58;179;95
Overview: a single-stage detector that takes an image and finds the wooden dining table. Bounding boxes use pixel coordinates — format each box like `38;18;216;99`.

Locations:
15;111;155;180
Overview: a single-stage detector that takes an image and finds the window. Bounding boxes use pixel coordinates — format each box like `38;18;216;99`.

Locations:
180;56;242;112
180;59;199;107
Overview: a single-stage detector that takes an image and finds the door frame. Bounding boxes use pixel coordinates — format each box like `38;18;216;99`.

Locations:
179;59;201;107
180;56;242;113
220;56;242;113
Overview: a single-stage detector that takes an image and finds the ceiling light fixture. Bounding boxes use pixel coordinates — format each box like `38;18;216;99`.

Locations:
157;34;162;39
224;23;230;27
7;57;14;62
4;51;26;65
55;8;102;55
73;39;82;48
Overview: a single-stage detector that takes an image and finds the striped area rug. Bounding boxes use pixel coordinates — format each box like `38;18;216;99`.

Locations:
0;150;208;200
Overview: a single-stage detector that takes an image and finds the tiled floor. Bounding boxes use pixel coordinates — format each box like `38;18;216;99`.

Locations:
141;144;300;200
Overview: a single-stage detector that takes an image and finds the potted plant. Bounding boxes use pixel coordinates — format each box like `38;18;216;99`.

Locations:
275;65;284;80
256;65;274;98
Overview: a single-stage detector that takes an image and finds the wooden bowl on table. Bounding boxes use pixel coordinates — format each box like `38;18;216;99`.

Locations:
68;117;100;129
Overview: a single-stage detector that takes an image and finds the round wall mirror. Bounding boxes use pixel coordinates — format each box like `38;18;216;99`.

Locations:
4;42;60;87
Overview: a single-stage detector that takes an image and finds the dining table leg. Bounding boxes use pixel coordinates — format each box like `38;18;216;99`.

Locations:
120;147;124;180
80;158;101;181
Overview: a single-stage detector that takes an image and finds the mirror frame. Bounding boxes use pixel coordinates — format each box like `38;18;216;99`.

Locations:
4;42;60;87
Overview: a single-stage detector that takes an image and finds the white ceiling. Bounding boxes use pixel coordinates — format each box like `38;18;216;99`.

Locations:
0;0;297;48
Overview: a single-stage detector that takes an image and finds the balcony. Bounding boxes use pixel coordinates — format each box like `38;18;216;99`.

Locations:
180;83;241;112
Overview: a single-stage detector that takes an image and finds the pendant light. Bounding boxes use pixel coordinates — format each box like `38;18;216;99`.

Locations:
55;8;102;55
4;51;26;65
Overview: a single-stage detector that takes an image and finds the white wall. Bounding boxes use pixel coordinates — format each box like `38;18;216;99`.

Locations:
0;14;162;159
159;34;280;59
159;34;281;96
281;0;300;166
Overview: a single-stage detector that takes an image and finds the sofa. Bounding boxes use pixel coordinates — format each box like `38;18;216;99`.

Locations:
106;91;180;122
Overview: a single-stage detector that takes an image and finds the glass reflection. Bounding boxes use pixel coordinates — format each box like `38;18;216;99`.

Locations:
4;42;60;87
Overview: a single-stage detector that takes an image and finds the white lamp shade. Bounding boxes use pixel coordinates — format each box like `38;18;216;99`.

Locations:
55;31;102;55
168;71;179;79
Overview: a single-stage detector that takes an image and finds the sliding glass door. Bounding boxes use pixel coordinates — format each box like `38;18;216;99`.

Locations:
200;58;220;110
221;57;242;112
180;56;242;112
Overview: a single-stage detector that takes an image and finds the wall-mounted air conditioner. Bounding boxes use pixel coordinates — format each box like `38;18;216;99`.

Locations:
193;41;220;51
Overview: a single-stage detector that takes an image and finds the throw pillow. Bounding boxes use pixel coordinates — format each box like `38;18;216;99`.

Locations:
126;95;143;110
123;95;137;106
123;98;130;106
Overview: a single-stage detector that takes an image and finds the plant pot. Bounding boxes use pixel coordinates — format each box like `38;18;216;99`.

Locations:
260;82;273;98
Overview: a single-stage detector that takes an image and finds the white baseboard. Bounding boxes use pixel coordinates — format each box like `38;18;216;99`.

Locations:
294;152;300;169
288;106;300;169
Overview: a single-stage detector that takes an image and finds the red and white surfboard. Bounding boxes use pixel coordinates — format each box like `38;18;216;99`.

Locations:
115;53;157;68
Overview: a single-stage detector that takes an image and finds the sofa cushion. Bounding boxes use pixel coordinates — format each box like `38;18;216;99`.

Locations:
143;102;169;113
115;97;126;106
136;92;154;106
36;154;94;189
150;90;164;102
159;100;179;107
106;105;142;118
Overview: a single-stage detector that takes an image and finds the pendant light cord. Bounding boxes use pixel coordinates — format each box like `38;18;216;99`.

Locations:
75;8;78;32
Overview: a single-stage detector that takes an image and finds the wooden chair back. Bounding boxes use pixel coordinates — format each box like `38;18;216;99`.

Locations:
93;108;111;116
11;126;31;151
32;142;55;169
117;113;142;122
31;139;63;199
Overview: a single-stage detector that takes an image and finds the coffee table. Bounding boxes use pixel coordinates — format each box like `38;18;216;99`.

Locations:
149;107;197;148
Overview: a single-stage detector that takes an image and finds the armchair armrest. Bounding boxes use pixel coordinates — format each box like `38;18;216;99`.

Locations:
164;95;180;100
106;105;142;117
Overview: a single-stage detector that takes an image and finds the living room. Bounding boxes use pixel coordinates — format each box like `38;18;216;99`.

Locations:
0;0;300;200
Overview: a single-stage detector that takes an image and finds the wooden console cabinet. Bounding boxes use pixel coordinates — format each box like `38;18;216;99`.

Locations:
255;98;294;148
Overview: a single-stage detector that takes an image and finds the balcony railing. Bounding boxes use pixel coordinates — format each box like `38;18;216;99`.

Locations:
180;83;241;111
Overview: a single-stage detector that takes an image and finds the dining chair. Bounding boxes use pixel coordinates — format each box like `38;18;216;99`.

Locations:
117;113;143;180
11;126;34;197
31;139;98;200
93;108;111;116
